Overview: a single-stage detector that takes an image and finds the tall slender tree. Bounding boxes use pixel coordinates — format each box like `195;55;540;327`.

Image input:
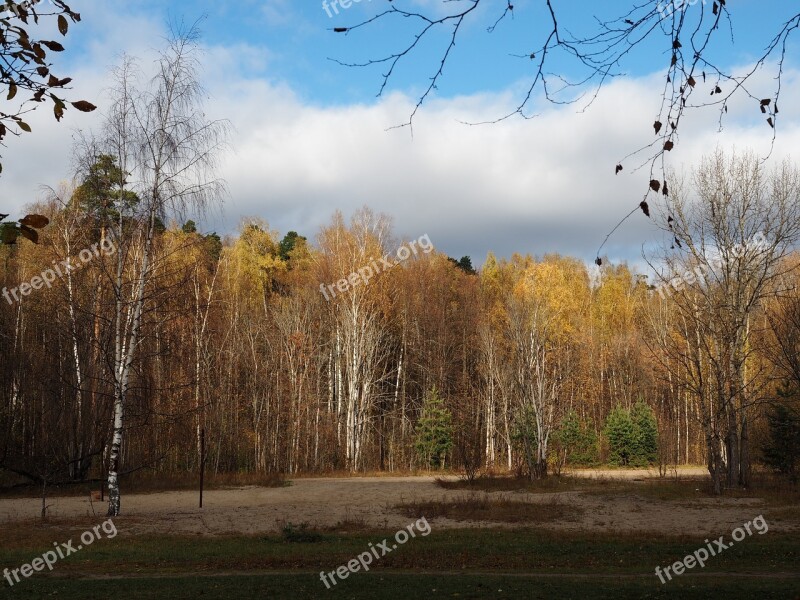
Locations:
97;28;228;516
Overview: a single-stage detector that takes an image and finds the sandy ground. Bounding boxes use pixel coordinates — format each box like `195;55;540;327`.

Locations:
0;468;794;537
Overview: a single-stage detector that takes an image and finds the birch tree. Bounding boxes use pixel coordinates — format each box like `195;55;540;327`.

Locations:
99;30;228;516
317;210;393;471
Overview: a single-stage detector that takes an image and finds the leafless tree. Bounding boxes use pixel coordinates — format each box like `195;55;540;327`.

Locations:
97;27;229;516
645;150;800;492
766;270;800;391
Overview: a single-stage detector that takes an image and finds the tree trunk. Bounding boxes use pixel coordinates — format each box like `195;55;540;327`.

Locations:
709;437;722;495
725;407;739;489
739;416;751;487
107;388;124;516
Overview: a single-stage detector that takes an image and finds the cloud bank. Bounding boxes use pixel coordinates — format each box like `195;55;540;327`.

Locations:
2;2;798;270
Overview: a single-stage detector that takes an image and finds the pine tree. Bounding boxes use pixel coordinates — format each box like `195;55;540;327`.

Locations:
414;387;453;469
279;231;307;262
555;410;598;466
604;406;636;466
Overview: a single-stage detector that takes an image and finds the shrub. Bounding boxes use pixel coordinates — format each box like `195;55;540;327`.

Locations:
281;522;323;543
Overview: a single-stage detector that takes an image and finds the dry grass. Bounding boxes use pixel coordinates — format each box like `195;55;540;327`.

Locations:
0;470;289;499
274;509;372;539
436;471;800;510
435;474;587;494
578;473;800;509
322;509;372;533
582;479;711;502
394;493;583;523
124;470;289;493
290;468;459;479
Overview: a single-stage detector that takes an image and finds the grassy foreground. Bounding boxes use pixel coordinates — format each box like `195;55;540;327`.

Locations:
4;573;799;600
1;526;798;599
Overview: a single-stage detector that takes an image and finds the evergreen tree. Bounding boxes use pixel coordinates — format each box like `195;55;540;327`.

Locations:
204;232;223;262
762;387;800;482
414;387;453;469
279;231;307;262
73;154;139;227
555;410;598;466
448;255;477;275
604;406;636;466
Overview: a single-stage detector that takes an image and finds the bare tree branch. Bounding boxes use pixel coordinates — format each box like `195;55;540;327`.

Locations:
331;1;799;259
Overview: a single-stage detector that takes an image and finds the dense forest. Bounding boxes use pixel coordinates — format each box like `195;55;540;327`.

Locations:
2;153;799;498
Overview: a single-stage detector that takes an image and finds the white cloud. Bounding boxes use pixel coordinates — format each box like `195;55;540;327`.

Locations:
1;1;798;272
211;65;800;266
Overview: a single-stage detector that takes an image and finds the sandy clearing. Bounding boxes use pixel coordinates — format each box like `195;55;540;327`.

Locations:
0;469;794;538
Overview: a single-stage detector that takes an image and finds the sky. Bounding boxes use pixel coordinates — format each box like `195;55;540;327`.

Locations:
2;0;799;270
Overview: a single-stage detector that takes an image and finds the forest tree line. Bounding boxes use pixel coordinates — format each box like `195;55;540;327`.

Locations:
2;152;800;496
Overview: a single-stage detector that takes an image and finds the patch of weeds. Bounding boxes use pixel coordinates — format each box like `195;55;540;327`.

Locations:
324;511;369;533
435;474;584;494
395;493;583;523
280;521;324;543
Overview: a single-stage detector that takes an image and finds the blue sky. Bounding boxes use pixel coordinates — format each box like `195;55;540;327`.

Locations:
3;0;800;268
61;1;798;106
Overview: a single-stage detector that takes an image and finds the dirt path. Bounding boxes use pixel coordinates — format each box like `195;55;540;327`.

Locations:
0;469;793;537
